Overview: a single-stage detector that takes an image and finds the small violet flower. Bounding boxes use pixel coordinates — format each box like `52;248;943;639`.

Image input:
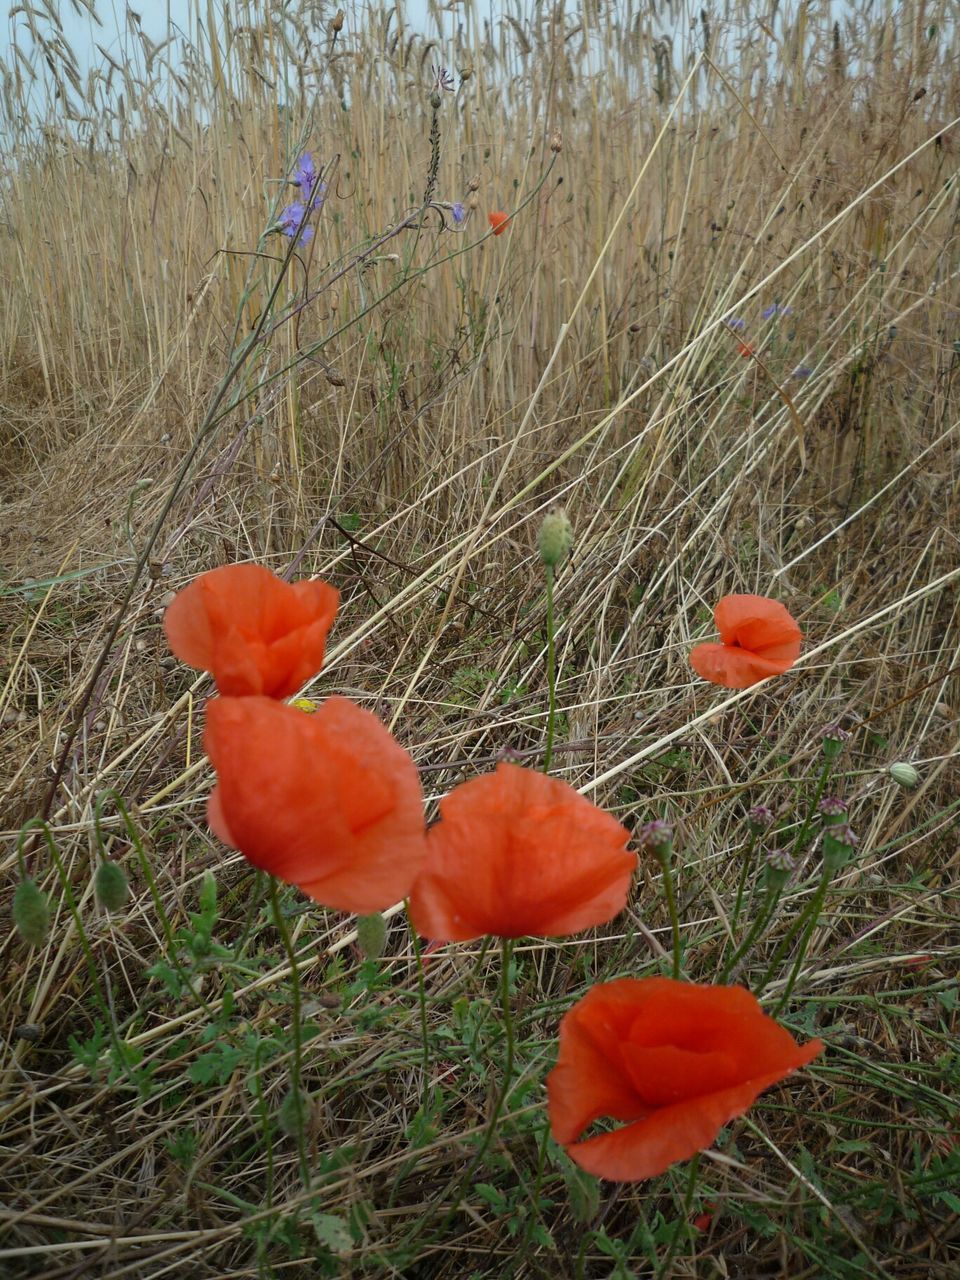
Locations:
452;201;466;225
278;201;314;244
724;315;746;331
792;365;813;380
291;153;326;207
761;302;793;320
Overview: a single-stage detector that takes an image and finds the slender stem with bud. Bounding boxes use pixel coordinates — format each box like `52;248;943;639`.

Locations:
544;564;557;772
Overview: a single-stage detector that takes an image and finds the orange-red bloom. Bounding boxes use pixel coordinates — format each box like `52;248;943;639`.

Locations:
737;340;756;357
547;977;822;1181
689;594;802;689
204;695;427;913
164;563;338;698
408;762;635;941
488;211;510;236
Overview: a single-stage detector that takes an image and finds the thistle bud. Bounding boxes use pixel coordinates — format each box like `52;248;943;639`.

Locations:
746;804;774;834
550;129;563;154
330;9;344;34
13;877;50;948
94;860;130;912
823;824;858;873
763;847;795;894
821;723;851;761
538;509;573;568
639;819;674;856
467;173;480;192
356;912;387;959
888;761;919;789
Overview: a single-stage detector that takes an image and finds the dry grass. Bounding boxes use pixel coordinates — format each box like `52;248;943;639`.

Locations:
1;1;959;1276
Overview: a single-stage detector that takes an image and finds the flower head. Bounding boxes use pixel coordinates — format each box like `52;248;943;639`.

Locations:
792;365;813;380
278;201;314;243
451;201;466;225
163;563;339;699
291;153;325;206
689;594;802;690
737;340;756;357
639;819;674;854
408;763;635;941
205;695;427;914
547;977;822;1181
723;315;746;332
746;804;775;834
488;210;510;236
761;302;793;320
817;796;848;820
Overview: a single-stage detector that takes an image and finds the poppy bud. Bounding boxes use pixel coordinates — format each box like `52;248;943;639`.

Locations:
888;761;919;789
538;510;573;568
94;860;130;912
356;912;387;959
277;1086;309;1136
13;877;50;948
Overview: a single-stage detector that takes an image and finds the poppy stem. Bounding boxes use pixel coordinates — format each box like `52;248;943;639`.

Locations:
730;832;759;934
543;565;557;773
405;901;431;1095
656;1153;701;1278
268;876;311;1190
431;938;516;1237
656;848;683;980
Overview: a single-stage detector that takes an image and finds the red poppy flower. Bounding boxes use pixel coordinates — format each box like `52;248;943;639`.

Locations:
408;763;635;941
547;977;822;1181
488;211;510;236
689;594;802;689
204;695;427;914
737;340;756;357
164;563;339;699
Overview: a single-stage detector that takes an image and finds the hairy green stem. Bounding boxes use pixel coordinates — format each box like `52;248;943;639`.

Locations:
268;877;310;1189
769;866;832;1012
657;848;683;979
406;900;431;1096
544;564;558;772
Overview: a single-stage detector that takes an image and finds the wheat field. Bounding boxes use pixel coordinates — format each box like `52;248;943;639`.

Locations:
1;1;958;1276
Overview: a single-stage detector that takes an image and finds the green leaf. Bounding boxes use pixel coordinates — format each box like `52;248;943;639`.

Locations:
311;1212;352;1254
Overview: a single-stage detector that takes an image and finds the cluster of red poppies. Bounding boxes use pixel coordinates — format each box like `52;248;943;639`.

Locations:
164;563;819;1182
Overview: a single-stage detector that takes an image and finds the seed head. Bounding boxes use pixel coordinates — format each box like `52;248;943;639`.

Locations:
94;860;130;913
888;761;919;789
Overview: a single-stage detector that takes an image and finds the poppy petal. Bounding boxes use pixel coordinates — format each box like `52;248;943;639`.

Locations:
690;594;802;689
714;595;802;654
204;695;427;913
164;564;339;698
562;1052;821;1181
547;977;823;1181
409;763;635;941
488;211;509;235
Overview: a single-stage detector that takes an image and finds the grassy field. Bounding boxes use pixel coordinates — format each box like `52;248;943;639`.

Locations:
1;1;959;1275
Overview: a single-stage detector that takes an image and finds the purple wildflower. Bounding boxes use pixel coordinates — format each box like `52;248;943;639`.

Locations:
747;804;775;834
639;819;674;853
792;365;813;380
278;201;314;245
818;796;848;819
452;202;466;225
724;315;746;331
761;302;793;320
291;153;326;208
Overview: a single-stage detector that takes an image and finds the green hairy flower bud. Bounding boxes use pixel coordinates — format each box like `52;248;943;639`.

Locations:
14;877;51;948
356;912;387;959
888;761;919;789
538;510;573;568
94;861;130;912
